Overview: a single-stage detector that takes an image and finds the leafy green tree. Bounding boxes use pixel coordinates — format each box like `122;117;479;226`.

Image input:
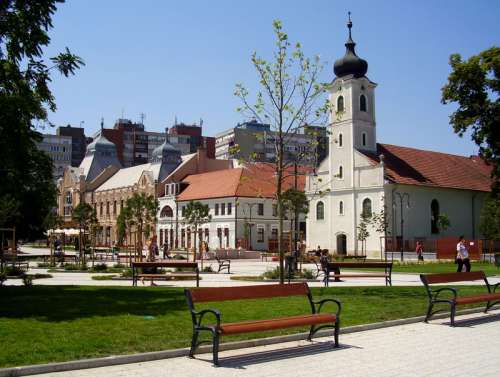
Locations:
282;188;309;251
184;201;212;264
0;0;84;241
72;203;98;266
437;214;451;235
479;195;500;239
235;20;329;283
123;193;159;261
42;211;63;266
357;214;371;256
441;47;500;192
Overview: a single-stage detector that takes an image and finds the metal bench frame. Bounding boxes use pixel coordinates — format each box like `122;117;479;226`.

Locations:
185;283;341;366
215;256;230;274
420;271;500;326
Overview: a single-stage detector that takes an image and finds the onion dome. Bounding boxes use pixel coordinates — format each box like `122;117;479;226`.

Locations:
333;13;368;78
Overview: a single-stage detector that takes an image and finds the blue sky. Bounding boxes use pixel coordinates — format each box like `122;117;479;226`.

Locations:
45;0;499;156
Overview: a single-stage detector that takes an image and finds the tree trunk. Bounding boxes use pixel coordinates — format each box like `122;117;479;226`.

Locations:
138;223;143;261
193;225;198;263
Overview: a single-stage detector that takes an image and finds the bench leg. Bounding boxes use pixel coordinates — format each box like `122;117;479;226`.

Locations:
334;319;340;347
189;330;199;358
424;303;433;323
307;325;315;341
212;331;220;366
450;304;456;327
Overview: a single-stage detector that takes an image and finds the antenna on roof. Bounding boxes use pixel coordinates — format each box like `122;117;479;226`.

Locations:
140;113;146;125
174;115;178;126
200;118;203;127
100;117;104;131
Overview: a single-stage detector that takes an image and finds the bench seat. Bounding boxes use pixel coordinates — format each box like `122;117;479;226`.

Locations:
329;273;389;278
219;313;336;335
455;292;500;305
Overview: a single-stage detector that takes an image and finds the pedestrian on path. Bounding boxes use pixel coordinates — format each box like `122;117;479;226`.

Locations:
415;241;424;262
456;235;471;272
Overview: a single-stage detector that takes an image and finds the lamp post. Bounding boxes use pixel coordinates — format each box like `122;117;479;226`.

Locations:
245;202;258;250
393;192;410;262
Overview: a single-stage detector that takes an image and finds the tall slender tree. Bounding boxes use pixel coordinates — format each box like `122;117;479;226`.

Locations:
0;1;84;241
184;201;212;265
72;203;98;266
235;20;330;283
123;193;159;261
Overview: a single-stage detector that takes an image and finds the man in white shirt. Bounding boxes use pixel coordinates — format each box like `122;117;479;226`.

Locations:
456;236;471;272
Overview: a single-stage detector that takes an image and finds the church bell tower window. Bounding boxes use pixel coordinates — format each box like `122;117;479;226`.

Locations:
360;94;367;112
337;96;344;112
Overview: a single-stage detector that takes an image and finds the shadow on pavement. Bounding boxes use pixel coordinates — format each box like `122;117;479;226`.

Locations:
198;341;360;369
453;312;500;327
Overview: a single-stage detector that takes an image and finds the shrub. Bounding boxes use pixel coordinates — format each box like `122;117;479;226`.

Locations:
92;275;116;280
202;266;214;273
173;254;186;260
301;269;314;280
113;263;126;269
64;264;88;271
92;263;108;272
32;273;53;279
262;266;281;280
121;268;133;277
5;266;24;276
37;262;50;268
0;272;6;286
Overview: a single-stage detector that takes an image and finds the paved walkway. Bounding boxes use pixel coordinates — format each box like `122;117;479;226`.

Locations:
36;310;500;377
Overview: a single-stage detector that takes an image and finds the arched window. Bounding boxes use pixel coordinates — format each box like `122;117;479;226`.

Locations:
338;165;343;179
316;201;324;220
431;199;439;234
339;201;344;215
362;198;372;218
160;205;173;218
337;96;344;112
362;132;367;146
338;133;343;147
65;191;72;204
360;94;367;112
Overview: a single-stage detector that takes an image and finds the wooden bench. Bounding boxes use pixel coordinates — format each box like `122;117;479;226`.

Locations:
420;271;500;326
132;261;199;287
185;282;340;365
323;261;393;287
215;256;230;274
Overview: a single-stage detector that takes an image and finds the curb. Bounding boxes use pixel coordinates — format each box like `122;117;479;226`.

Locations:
0;307;494;377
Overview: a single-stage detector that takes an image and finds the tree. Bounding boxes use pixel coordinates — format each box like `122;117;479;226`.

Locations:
437;214;451;235
479;195;500;239
123;193;158;261
235;20;329;283
42;211;63;266
184;201;212;265
0;0;84;241
357;214;371;256
282;188;309;254
441;47;500;193
72;203;97;266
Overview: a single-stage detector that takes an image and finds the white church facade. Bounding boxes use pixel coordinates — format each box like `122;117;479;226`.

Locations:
306;18;492;258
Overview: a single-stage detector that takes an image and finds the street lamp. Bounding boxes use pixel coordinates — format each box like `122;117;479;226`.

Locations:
393;192;410;261
244;202;258;250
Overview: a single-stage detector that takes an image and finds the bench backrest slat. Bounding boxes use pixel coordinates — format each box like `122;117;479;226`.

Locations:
421;271;485;285
188;283;309;302
132;262;197;268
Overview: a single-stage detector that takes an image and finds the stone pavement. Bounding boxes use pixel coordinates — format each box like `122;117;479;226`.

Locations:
36;310;500;377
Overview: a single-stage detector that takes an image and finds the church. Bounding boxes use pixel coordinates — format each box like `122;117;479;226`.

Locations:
305;18;492;258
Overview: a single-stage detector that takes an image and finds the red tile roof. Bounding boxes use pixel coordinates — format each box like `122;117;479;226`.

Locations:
177;163;307;201
361;144;492;192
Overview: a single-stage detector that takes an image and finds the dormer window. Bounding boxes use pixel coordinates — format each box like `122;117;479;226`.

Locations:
360;94;367;112
338;133;343;147
362;132;367;147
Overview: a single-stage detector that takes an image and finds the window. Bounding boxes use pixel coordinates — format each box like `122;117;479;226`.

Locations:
221;203;225;215
227;203;232;215
258;203;264;216
431;199;439;234
257;226;264;242
215;203;219;215
338;165;343;179
160;205;173;218
339;201;344;215
106;201;110;215
337;96;344;112
338;133;343;147
272;204;277;217
113;200;117;215
360;94;367;112
120;200;123;211
362;133;367;146
271;227;278;240
100;202;103;216
362;198;372;218
316;201;324;220
65;192;72;204
165;185;169;196
182;206;186;217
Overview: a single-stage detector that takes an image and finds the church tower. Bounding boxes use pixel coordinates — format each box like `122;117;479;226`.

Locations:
329;14;377;189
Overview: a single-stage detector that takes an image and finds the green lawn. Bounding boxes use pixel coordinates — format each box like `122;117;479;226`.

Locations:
387;261;500;275
0;285;495;368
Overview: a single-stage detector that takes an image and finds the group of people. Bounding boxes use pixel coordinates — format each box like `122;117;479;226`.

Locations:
416;236;471;272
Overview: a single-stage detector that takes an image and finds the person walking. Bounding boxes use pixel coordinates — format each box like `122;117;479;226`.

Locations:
415;241;424;262
456;236;471;272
